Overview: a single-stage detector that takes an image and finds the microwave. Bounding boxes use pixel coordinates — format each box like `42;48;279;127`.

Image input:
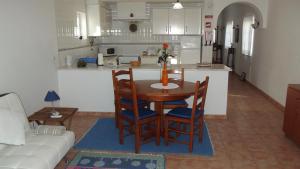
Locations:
101;47;116;56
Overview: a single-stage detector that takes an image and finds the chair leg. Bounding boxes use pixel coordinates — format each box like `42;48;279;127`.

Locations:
119;118;124;145
164;118;169;146
199;115;204;143
156;117;160;146
189;123;194;152
135;125;141;153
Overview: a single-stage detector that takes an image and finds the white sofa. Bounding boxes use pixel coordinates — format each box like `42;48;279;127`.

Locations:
0;93;75;169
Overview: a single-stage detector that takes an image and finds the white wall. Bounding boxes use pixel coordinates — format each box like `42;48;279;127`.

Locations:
249;0;300;105
0;0;59;115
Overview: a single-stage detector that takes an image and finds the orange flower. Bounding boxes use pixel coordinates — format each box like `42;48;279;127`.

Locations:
163;43;169;49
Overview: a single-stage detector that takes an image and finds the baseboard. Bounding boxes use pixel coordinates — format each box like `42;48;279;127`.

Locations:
76;111;114;117
232;72;285;112
205;114;227;120
246;81;285;111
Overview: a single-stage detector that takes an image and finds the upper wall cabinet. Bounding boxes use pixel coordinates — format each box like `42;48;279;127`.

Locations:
117;2;147;20
152;8;202;35
86;0;111;36
152;8;169;34
184;8;202;35
169;9;185;35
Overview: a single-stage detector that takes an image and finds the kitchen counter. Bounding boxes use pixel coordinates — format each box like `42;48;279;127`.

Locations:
58;64;230;117
59;64;232;71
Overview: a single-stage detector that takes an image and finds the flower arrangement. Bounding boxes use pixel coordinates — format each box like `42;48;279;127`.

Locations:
157;43;174;64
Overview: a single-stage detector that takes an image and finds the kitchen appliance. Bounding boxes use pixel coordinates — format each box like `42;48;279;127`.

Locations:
97;53;104;66
101;47;116;56
118;55;141;64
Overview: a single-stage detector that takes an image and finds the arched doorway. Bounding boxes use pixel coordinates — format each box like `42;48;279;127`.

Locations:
213;2;263;81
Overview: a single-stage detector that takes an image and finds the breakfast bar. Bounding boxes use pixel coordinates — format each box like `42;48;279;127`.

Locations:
57;64;231;117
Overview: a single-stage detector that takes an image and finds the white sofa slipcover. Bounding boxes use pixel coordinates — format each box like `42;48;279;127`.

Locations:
0;93;75;169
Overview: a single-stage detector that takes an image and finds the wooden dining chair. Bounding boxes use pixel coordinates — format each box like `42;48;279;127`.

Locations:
112;68;150;128
117;77;160;153
164;76;209;152
162;68;188;109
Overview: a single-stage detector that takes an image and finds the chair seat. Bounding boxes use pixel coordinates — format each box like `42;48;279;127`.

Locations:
167;107;204;119
121;109;157;120
163;100;187;105
120;98;148;106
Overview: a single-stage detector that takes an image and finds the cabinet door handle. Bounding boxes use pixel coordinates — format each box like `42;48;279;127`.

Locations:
185;26;188;33
166;26;168;33
169;26;172;33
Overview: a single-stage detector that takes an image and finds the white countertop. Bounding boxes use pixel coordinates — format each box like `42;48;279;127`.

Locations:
58;64;232;72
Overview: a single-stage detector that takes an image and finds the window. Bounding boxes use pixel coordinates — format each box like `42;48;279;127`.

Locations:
225;21;233;48
74;12;87;39
242;16;255;56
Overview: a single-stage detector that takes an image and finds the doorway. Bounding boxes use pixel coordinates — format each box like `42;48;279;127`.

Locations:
214;3;262;81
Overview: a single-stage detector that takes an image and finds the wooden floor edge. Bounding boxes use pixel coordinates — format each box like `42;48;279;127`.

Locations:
76;111;228;120
246;81;285;112
232;72;285;112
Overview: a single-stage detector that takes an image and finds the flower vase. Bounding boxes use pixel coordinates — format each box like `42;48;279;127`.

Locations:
161;63;168;86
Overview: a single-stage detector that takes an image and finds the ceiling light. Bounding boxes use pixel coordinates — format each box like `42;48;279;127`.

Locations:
173;0;183;9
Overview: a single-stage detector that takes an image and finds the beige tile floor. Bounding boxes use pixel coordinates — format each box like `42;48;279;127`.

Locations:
56;74;300;169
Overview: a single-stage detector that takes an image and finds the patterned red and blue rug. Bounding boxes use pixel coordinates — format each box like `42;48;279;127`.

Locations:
75;118;214;156
67;151;165;169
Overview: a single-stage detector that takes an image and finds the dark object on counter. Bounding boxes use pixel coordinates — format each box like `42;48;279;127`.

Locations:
107;48;115;55
77;60;87;68
283;84;300;146
129;23;137;32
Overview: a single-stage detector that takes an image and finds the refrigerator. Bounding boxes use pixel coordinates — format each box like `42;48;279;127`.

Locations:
180;36;202;64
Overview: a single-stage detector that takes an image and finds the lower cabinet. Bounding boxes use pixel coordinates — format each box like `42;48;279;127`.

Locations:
283;84;300;146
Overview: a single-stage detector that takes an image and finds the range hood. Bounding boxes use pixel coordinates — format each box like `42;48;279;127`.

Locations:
116;2;148;20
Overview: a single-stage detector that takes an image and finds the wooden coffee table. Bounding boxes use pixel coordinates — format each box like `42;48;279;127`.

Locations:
28;107;78;129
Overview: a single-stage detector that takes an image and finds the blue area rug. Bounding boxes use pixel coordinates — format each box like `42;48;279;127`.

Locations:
67;151;165;169
75;118;214;156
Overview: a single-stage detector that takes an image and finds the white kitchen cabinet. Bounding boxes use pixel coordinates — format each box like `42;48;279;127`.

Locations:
184;8;202;35
86;1;111;36
152;8;169;34
169;9;185;35
152;8;201;35
117;2;147;20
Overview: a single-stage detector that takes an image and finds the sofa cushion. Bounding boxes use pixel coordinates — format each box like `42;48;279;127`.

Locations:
0;109;26;145
0;131;75;169
33;125;66;136
0;93;30;132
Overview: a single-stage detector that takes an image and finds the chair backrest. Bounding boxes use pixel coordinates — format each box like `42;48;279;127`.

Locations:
112;68;139;121
167;68;184;85
191;76;209;119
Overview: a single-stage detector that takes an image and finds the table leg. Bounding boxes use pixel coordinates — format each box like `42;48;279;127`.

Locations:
154;101;164;134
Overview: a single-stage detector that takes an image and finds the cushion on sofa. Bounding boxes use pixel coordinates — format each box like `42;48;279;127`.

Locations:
0;93;30;132
0;108;26;145
33;125;66;136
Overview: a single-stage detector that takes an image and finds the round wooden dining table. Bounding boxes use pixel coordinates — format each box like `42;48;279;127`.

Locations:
135;80;195;123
